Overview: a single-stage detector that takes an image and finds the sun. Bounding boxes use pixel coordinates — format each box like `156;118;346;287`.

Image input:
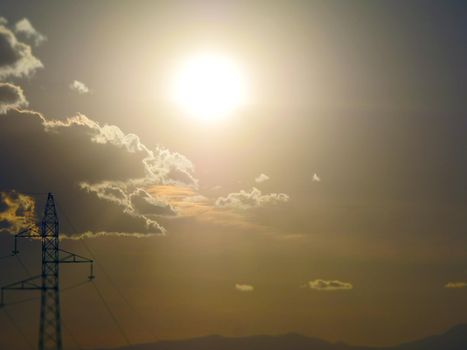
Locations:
171;52;248;121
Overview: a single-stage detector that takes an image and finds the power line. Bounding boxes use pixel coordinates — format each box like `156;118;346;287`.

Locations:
62;279;90;292
58;204;159;343
62;318;83;350
1;194;94;350
2;295;37;307
0;253;15;260
91;281;132;346
79;239;160;342
57;203;133;345
15;254;31;276
2;307;35;350
2;279;90;307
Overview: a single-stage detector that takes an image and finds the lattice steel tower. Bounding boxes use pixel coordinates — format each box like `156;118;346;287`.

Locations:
39;193;62;350
1;193;94;350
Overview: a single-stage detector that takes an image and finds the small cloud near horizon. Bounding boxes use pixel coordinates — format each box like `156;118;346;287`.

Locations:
445;282;467;289
235;283;254;292
305;279;353;291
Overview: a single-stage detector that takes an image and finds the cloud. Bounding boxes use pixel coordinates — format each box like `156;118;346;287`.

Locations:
14;18;47;46
142;185;251;230
0;83;28;114
255;173;270;183
79;182;178;220
0;109;198;237
215;187;289;210
305;279;353;291
312;173;320;182
0;190;36;233
0;21;43;79
69;80;90;95
129;188;177;216
445;282;467;289
235;284;254;292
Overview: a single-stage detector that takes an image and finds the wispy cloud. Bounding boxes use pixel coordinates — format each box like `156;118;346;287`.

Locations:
305;279;353;291
69;80;90;94
0;83;28;114
255;173;270;183
312;173;321;182
14;18;47;46
235;284;254;292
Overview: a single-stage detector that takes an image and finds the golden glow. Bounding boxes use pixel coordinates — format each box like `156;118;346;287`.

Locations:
171;52;248;121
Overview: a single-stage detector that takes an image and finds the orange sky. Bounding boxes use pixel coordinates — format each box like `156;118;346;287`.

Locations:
0;1;466;349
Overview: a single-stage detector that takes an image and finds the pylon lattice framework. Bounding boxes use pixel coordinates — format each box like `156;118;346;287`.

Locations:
1;193;94;350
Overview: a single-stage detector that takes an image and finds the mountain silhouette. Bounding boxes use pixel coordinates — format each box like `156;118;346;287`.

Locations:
97;324;467;350
394;323;467;350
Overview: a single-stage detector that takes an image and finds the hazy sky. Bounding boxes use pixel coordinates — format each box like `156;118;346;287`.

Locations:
0;1;466;349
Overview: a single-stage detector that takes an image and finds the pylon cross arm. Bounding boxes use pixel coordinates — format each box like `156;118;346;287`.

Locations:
1;274;42;306
57;249;93;264
56;248;95;280
13;227;41;254
2;275;42;290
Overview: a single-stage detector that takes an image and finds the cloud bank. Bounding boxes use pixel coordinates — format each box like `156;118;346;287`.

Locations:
0;109;197;237
215;187;289;210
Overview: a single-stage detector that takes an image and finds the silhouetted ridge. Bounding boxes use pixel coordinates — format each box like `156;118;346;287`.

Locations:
443;323;467;336
97;324;467;350
396;323;467;350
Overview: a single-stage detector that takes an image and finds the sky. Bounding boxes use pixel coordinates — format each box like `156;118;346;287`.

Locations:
0;1;466;349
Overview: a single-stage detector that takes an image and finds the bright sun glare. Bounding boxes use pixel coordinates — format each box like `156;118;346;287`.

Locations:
171;52;248;121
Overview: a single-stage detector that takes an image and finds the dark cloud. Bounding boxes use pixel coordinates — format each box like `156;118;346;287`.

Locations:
0;193;9;212
0;109;197;237
0;21;42;78
129;188;177;216
0;82;28;113
0;219;11;229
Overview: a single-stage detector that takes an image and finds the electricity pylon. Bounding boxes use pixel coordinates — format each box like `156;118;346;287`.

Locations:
1;193;94;350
